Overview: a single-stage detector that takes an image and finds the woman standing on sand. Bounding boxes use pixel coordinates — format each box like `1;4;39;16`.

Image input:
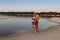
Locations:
32;12;40;32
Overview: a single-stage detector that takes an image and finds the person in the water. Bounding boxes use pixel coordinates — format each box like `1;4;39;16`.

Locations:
32;17;36;32
32;12;40;32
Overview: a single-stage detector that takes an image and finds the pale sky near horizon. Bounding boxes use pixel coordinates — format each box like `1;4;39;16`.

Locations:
0;0;60;12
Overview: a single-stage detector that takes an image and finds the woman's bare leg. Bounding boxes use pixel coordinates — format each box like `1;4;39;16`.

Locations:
32;25;37;32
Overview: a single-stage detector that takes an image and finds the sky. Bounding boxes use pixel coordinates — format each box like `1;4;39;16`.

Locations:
0;0;60;12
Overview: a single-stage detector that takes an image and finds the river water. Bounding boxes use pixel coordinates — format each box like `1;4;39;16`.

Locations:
0;15;58;37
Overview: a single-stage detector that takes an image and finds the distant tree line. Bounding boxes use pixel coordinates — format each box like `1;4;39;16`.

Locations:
0;12;60;17
0;12;33;17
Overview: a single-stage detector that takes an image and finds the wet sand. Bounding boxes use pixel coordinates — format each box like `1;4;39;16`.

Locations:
0;17;60;40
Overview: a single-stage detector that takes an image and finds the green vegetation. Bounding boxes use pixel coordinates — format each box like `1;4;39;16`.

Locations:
0;12;60;17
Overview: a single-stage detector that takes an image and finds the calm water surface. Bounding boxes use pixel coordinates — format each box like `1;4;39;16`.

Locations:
0;15;58;36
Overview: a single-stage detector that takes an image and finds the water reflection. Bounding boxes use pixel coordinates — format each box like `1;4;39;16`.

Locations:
0;15;58;37
0;15;8;20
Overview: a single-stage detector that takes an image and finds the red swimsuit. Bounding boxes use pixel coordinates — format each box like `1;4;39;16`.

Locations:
32;21;35;25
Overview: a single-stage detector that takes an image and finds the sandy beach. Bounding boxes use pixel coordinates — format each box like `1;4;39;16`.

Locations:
0;17;60;40
47;17;60;24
